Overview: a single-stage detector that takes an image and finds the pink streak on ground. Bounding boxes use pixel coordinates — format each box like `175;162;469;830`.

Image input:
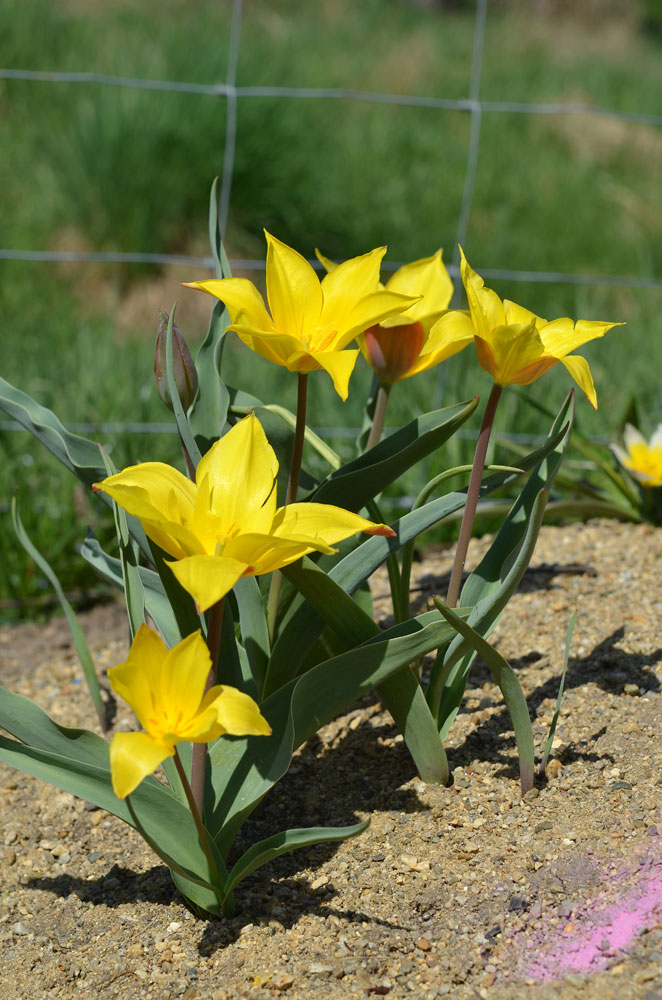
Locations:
522;856;662;981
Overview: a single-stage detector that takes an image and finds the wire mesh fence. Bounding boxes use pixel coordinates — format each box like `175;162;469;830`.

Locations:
2;0;661;441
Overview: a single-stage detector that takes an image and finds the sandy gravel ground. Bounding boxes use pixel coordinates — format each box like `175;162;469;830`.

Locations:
1;519;661;1000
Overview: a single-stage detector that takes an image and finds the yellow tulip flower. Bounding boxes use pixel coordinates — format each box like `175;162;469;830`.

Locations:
317;249;456;384
108;625;270;799
94;414;395;613
430;248;623;407
184;232;418;400
612;424;662;487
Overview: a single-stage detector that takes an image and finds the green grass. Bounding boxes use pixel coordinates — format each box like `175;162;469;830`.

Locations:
1;0;660;616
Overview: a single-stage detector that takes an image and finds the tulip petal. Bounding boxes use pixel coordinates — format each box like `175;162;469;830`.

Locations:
195;415;278;536
558;353;598;408
319;246;385;329
231;326;305;367
540;318;622;359
475;321;547;385
342;290;420;347
623;423;647;450
459;247;505;337
265;231;323;336
425;309;476;360
184;278;274;333
309;348;360;400
385;251;453;323
160;630;213;723
167;554;248;613
272;502;393;547
224;532;336;574
204;684;272;737
95;464;199;560
109;731;173;799
108;625;168;732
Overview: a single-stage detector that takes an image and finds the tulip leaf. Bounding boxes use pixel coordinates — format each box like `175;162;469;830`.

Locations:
269;430;564;687
428;488;548;736
308;398;479;511
540;611;577;775
0;687;222;895
233;576;271;697
376;669;449;784
165;306;203;469
224;821;369;902
79;534;181;648
278;558;449;783
99;445;146;641
0;376;151;556
0;375;106;490
426;392;575;736
11;501;107;732
208;612;463;851
433;600;535;795
188;179;233;453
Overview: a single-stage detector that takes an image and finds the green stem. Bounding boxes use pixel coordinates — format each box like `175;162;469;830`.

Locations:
446;383;503;608
267;372;309;640
173;748;224;902
190;597;225;814
178;430;197;481
286;372;308;504
364;382;391;452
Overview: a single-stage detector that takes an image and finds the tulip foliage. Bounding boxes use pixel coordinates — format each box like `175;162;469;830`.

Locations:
0;182;621;918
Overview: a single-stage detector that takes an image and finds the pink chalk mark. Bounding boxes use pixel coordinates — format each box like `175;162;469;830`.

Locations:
522;859;662;981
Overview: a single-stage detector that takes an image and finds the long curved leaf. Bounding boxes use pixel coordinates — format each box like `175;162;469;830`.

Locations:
224;821;369;900
309;398;479;511
269;428;565;684
80;535;181;647
11;503;106;731
433;601;534;795
0;687;221;893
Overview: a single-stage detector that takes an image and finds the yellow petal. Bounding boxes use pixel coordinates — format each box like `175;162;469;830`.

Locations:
204;685;272;737
184;278;274;333
108;624;167;732
319;246;385;329
314;248;338;274
195;415;278;537
385;251;453;323
109;731;173;799
225;531;336;572
308;348;360;400
341;290;420;346
232;326;303;367
459;247;505;337
265;231;323;336
167;554;248;612
94;463;199;560
558;353;598;408
503;299;545;328
539;318;622;359
160;630;213;723
272;502;394;548
476;321;546;385
425;309;476;361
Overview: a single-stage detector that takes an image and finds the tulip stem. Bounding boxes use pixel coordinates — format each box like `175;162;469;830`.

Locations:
287;373;308;504
173;748;224;902
365;382;391;452
446;383;503;608
267;373;309;641
191;598;225;815
179;431;197;481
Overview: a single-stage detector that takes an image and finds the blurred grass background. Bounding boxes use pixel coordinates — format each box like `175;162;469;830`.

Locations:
1;0;661;616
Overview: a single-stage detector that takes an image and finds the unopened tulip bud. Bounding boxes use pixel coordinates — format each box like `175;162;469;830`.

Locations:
363;321;426;384
154;311;198;412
